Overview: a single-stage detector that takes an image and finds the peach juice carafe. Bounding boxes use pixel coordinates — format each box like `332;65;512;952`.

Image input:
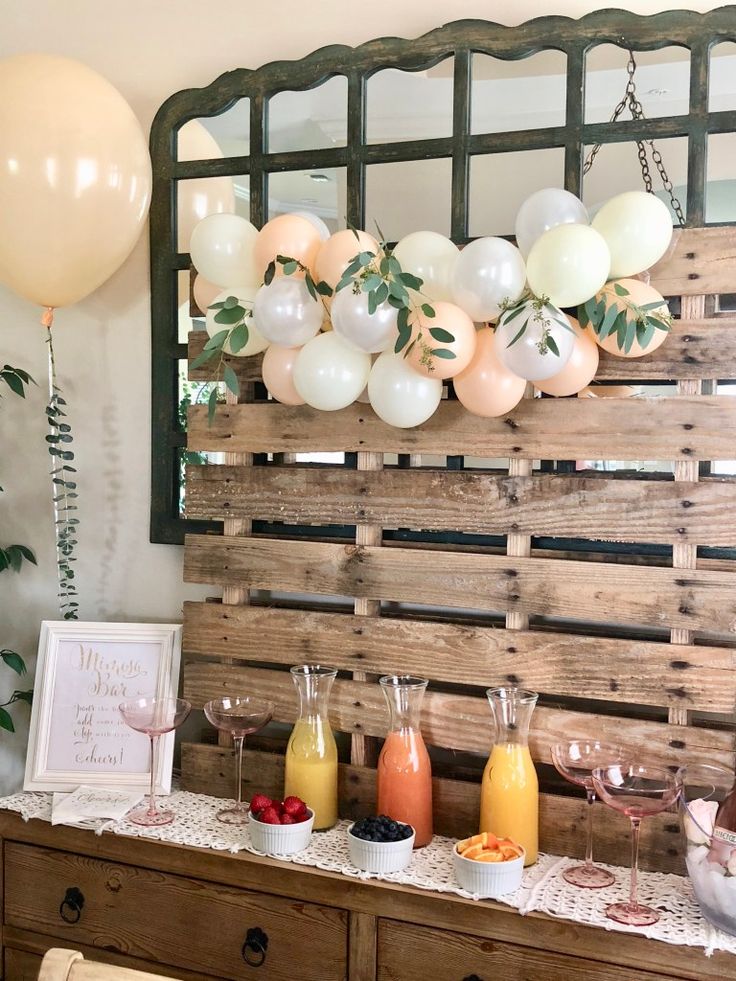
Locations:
284;664;338;830
377;675;433;847
480;687;539;866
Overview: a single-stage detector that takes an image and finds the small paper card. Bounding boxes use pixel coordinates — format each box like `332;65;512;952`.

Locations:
51;786;143;827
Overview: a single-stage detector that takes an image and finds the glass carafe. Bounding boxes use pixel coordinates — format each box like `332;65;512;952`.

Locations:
377;675;433;848
480;686;539;866
284;664;338;830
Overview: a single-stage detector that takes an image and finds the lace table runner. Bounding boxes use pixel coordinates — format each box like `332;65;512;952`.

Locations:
2;789;734;958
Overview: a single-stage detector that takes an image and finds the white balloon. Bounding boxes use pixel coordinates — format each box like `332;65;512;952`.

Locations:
592;191;673;278
392;231;459;302
368;351;443;428
514;188;589;258
205;287;269;356
291;210;331;241
190;213;260;288
253;277;323;346
177;120;235;250
451;237;526;321
495;300;575;381
293;332;371;410
526;224;610;308
330;287;398;353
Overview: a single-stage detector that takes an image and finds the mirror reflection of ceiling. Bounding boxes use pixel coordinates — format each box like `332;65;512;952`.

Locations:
191;43;736;238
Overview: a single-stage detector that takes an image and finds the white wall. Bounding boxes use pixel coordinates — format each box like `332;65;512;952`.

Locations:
0;0;724;791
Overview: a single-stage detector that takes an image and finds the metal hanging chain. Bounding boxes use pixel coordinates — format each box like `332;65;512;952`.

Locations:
583;50;686;227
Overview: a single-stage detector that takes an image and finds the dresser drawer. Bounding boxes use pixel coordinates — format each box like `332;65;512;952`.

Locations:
377;920;674;981
5;843;348;980
5;948;42;981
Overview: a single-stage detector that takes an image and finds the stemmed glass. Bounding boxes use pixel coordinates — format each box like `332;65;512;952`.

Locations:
552;740;623;888
118;697;192;826
204;696;274;824
593;763;681;926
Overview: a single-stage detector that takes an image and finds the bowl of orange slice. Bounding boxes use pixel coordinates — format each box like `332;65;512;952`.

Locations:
453;832;525;898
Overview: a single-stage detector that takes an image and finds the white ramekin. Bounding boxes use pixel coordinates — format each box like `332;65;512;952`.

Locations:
347;824;416;873
248;808;314;856
452;842;525;898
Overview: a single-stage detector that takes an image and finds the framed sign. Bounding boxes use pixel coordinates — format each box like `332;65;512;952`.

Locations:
24;621;182;792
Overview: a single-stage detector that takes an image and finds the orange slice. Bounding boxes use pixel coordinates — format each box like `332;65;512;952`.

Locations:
474;850;504;863
460;843;487;860
499;844;522;861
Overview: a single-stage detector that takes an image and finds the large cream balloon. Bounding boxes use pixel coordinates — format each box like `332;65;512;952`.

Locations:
392;231;459;302
368;351;443;429
453;328;526;417
592;191;673;278
0;53;152;309
293;332;371;411
177;120;235;251
526;224;610;309
205;288;269;357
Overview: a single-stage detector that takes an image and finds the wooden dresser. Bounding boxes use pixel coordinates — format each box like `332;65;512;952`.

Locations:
0;811;731;981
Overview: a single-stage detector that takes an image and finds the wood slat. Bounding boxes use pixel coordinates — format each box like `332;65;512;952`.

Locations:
649;226;736;297
184;535;736;634
188;397;736;460
595;318;736;380
182;665;735;770
180;743;685;874
185;465;736;546
182;603;736;714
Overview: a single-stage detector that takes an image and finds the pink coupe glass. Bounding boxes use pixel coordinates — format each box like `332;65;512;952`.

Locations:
118;697;191;826
552;740;623;888
593;763;681;926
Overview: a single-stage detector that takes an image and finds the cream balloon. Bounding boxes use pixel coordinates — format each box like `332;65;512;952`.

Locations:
291;211;331;241
453;328;526;417
514;188;589;258
316;229;379;291
293;332;371;411
205;288;269;356
392;231;459;302
592;191;673;278
253;276;323;346
330;287;398;353
262;344;305;405
368;351;443;429
526;224;610;309
0;53;151;309
177;120;235;251
535;317;599;396
190;213;260;288
451;237;526;321
495;300;575;381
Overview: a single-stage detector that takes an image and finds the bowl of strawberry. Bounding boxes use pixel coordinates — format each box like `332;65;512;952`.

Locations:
248;794;314;856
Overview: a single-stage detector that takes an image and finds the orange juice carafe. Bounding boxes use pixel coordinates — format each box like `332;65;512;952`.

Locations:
480;686;539;866
284;664;338;830
377;675;433;848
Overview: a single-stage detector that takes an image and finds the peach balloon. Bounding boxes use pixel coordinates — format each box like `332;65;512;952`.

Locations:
594;278;670;358
315;229;379;290
253;214;321;280
535;316;599;397
453;328;526;417
193;274;221;315
262;344;305;406
406;301;477;380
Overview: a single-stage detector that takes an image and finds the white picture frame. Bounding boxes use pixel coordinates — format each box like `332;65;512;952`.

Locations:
24;621;182;793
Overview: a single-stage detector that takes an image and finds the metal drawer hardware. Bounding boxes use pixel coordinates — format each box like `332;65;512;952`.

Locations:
59;887;85;924
462;975;484;981
241;926;269;967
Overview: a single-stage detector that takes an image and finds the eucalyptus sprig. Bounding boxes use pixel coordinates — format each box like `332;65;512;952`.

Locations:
499;291;573;357
264;254;333;303
190;295;252;421
334;246;454;372
578;282;672;354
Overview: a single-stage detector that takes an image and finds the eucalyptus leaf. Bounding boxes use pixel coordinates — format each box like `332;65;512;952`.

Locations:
223;295;240;309
223;364;239;397
367;290;378;316
362;275;383;293
0;707;14;733
374;282;389;306
597;302;619;340
501;304;526;325
624;318;637;354
283;261;298;275
421;304;435;318
546;335;560;357
264;261;276;286
614;283;630;297
398;271;423;290
1;652;26;676
639;300;668;312
190;348;217;370
204;329;230;350
214;306;245;326
429;327;454;342
431;348;456;359
507;323;528;347
208;387;218;424
229;322;249;354
315;280;333;297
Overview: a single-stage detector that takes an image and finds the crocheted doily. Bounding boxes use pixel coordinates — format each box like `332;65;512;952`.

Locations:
2;789;734;958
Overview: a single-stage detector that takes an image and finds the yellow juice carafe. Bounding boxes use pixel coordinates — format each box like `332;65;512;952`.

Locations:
284;664;338;830
479;686;539;866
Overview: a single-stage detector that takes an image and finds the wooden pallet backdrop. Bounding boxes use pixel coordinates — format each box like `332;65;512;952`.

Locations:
182;226;736;874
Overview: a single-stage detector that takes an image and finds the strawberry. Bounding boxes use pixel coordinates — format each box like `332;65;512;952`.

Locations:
257;806;281;825
280;813;296;825
295;809;311;823
282;796;307;818
249;793;274;816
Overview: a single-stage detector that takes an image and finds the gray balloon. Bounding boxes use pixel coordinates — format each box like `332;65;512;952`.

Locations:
331;287;399;353
253;276;323;346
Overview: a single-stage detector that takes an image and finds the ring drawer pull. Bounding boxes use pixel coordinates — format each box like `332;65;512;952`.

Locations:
59;887;85;924
241;926;269;967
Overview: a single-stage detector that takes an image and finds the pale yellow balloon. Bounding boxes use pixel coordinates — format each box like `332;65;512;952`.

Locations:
526;224;610;309
0;54;151;309
177;120;235;252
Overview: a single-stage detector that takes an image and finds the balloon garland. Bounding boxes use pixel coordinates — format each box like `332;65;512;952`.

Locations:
191;187;676;430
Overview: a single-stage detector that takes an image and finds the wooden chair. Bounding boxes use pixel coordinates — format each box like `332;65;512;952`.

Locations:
39;949;179;981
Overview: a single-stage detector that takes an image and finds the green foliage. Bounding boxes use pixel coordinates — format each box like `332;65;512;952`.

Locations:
499;292;573;357
578;282;672;355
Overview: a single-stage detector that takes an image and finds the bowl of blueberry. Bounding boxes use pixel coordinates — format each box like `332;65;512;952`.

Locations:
348;815;416;873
